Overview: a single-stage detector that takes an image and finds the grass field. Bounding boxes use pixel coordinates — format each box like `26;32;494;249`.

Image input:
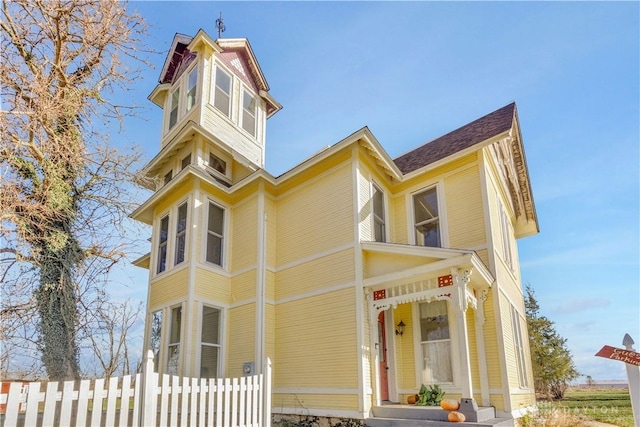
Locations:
540;388;634;427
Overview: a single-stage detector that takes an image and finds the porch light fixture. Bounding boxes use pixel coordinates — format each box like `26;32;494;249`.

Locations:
395;320;406;336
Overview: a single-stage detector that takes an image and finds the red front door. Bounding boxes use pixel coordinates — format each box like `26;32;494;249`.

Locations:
377;312;390;401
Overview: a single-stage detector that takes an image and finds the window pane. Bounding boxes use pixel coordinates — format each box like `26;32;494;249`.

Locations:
164;171;172;185
159;216;169;243
187;67;197;111
373;186;385;242
374;221;385;243
150;310;163;372
157;216;169;273
243;91;256;113
201;306;220;344
200;345;219;378
169;306;182;344
157;245;167;273
208;203;224;235
413;188;438;223
209;153;226;175
181;154;191;170
169;88;180;129
214;68;231;116
206;234;222;265
242;109;256;136
421;341;453;383
420;301;450;341
415;220;440;247
167;344;179;375
177;203;187;234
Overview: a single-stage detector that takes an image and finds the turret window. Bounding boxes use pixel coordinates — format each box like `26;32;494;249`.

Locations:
169;87;180;129
186;66;198;111
214;67;231;117
242;90;256;136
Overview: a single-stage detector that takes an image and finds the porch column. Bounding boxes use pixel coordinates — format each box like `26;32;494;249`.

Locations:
475;290;490;406
453;269;474;399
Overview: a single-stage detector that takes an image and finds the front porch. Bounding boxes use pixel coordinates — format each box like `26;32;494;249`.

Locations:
362;242;495;409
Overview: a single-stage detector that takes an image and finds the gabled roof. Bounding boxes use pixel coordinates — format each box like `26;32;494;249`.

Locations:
158;33;194;84
394;102;516;174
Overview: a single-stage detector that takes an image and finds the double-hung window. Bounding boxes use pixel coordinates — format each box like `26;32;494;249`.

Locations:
372;184;386;242
186;66;198;111
214;67;231;117
175;202;187;265
419;300;453;384
206;202;224;266
200;305;221;378
169;87;180;130
413;187;441;247
511;305;529;388
167;305;182;375
157;215;169;274
499;203;514;270
241;90;256;136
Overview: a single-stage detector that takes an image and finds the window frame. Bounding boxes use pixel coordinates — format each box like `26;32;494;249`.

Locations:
499;202;514;270
241;88;257;137
186;65;198;112
156;214;170;274
199;304;223;378
181;153;191;170
174;201;188;265
213;65;232;118
416;300;455;385
372;183;386;242
510;304;529;388
205;200;225;268
149;309;163;372
166;304;183;375
411;185;444;248
168;86;180;130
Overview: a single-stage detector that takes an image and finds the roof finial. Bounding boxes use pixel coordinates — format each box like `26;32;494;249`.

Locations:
216;12;226;39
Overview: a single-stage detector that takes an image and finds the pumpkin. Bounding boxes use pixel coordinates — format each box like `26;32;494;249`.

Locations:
407;394;419;405
440;398;460;411
448;411;466;423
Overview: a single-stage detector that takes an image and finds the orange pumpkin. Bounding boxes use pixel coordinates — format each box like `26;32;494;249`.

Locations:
440;398;460;411
407;394;419;404
448;411;466;423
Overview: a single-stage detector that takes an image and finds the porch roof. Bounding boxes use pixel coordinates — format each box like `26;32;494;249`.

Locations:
361;241;494;290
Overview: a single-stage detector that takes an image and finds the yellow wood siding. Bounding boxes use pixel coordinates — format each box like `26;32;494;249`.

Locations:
149;268;189;308
231;196;258;272
275;288;358;389
393;303;416;390
390;194;408;244
483;292;503;390
276;163;354;266
194;267;231;303
226;303;256;377
499;291;518;388
230;270;257;302
275;248;355;301
445;165;486;249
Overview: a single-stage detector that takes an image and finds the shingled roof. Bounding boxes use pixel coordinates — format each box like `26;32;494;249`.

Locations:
394;102;516;174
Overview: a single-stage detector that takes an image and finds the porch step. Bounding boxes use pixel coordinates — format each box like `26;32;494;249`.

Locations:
367;404;513;427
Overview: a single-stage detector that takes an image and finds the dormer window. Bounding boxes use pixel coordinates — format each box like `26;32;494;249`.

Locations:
169;87;180;129
214;67;231;117
186;66;198;111
242;90;256;137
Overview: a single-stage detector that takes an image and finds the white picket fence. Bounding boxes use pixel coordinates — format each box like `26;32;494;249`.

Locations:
0;350;272;427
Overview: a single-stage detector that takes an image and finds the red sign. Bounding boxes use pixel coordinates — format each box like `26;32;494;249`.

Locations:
595;345;640;367
438;274;453;287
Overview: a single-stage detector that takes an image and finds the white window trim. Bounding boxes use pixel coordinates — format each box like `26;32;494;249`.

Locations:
240;87;258;138
186;64;199;113
196;302;225;378
212;63;233;120
371;182;387;243
166;302;185;375
407;182;449;248
204;199;228;270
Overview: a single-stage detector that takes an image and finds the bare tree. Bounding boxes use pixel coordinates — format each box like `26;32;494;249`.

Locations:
1;0;151;380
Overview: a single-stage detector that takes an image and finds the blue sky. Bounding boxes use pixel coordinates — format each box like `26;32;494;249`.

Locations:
115;1;639;382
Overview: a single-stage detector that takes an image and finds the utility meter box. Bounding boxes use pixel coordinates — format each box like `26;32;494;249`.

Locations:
243;362;255;376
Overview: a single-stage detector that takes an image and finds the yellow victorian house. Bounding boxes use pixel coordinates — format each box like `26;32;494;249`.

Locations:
132;29;538;425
